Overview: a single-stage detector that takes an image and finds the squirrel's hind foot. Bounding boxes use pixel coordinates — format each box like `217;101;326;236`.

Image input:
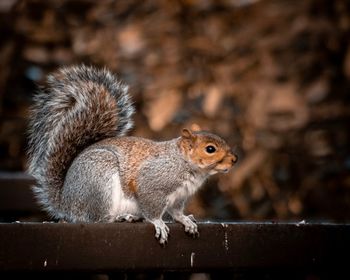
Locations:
115;214;144;223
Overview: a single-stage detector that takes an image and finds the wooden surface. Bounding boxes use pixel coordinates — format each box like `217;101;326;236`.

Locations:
0;222;349;272
0;172;37;213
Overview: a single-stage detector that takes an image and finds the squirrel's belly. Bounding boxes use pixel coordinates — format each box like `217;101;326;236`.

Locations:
109;172;139;217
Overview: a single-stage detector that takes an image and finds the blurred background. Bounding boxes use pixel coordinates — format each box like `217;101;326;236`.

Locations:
0;0;350;222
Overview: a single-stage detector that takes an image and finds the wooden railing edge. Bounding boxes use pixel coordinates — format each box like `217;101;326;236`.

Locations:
0;222;349;272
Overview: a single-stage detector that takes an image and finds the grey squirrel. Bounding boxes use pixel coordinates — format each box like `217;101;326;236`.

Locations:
27;65;237;245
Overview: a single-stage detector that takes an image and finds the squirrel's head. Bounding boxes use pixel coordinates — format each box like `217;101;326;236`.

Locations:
179;128;238;175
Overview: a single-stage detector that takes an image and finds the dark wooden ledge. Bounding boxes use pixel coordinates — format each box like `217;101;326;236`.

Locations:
0;222;349;272
0;172;37;213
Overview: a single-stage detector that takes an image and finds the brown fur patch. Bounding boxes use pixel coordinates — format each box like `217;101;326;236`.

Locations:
128;179;138;193
179;129;236;172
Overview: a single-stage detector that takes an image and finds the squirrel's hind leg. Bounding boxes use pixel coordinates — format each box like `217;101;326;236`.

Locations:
115;214;144;222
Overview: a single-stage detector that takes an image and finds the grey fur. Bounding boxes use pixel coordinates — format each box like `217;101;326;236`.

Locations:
61;147;120;222
27;65;134;219
27;65;235;245
61;137;206;243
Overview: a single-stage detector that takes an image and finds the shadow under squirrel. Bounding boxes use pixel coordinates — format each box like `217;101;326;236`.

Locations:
27;65;237;245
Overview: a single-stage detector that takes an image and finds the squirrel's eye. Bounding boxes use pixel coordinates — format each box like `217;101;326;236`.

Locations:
206;145;216;153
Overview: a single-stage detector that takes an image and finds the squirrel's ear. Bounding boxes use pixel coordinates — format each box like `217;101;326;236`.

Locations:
181;128;196;140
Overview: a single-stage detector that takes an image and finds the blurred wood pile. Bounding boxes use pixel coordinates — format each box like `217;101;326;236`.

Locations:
0;0;350;221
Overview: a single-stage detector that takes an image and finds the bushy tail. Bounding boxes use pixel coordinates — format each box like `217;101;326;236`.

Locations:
27;65;134;218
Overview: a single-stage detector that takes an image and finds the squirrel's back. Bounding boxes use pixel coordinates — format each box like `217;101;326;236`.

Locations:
27;65;134;217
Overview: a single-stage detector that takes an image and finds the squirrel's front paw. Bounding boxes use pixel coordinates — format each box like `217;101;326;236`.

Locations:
181;214;199;237
152;219;170;245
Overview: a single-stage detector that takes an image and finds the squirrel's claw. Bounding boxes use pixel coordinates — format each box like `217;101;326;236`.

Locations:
181;215;199;238
185;224;199;238
187;214;197;223
152;219;169;245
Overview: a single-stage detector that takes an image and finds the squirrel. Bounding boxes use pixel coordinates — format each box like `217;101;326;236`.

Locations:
27;65;237;245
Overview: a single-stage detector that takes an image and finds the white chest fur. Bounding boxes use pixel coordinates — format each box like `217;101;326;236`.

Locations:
109;172;139;219
166;172;207;207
